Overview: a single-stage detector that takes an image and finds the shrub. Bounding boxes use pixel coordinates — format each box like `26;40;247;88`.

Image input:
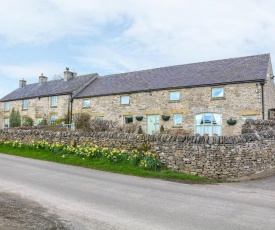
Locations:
117;123;139;133
90;119;117;132
75;113;91;131
10;108;21;128
22;117;34;126
39;118;48;126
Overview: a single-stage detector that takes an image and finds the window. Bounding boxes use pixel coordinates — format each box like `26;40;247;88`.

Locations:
36;118;42;125
170;91;180;101
4;118;9;128
195;113;222;136
242;115;257;124
120;95;130;105
211;87;224;98
124;116;133;124
96;116;104;121
22;100;28;110
51;96;57;107
82;99;90;108
50;115;57;125
4;102;9;111
173;114;182;126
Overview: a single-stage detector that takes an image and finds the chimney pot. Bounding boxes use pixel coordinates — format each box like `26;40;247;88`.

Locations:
64;68;76;81
39;74;47;84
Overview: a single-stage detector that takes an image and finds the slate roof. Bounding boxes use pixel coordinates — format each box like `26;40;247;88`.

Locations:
0;74;98;102
75;54;270;98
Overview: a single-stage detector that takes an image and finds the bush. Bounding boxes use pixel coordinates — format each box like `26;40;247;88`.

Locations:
22;117;34;126
75;113;91;131
117;123;139;133
90;119;117;132
39;118;48;126
10;108;21;128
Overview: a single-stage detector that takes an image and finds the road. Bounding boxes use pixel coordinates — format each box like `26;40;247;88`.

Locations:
0;153;274;230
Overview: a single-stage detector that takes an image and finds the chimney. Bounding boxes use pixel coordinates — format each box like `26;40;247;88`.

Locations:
39;73;47;84
64;67;76;81
19;78;27;88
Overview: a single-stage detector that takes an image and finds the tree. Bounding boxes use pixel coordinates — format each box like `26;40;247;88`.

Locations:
10;108;21;128
22;117;34;126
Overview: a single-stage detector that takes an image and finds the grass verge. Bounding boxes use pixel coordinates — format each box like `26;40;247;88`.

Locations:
0;145;218;184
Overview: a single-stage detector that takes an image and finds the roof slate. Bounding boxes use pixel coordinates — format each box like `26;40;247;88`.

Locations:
75;54;270;98
0;74;98;102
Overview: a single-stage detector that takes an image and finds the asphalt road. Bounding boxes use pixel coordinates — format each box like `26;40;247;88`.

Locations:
0;153;274;230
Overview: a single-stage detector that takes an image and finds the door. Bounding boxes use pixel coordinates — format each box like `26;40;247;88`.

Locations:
147;114;160;134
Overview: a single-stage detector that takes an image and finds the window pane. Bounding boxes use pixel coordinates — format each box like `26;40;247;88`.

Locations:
121;96;130;104
170;91;180;101
124;116;133;124
50;115;57;125
213;126;221;135
51;96;57;106
22;100;28;109
83;100;90;107
203;113;212;124
4;118;9;128
96;117;104;121
212;88;224;98
213;114;221;125
196;126;204;135
195;114;203;125
242;115;256;124
4;102;9;111
173;114;182;126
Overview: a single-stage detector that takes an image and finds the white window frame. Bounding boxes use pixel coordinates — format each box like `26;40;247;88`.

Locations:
50;115;57;125
22;100;28;110
4;118;9;128
169;91;180;101
82;99;91;108
124;115;133;124
195;113;222;136
173;114;183;126
242;115;257;124
51;96;57;107
120;95;130;105
211;87;224;98
4;102;9;111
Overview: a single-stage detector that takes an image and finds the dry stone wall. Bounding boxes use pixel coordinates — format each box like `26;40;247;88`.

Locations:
1;119;275;180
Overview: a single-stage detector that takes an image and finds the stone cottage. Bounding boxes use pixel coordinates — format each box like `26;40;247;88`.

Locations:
1;54;275;135
73;54;275;135
0;69;98;127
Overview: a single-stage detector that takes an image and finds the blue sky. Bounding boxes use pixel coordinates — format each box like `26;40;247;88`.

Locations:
1;0;275;98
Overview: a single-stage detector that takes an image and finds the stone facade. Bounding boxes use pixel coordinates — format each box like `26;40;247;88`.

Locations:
1;120;274;180
0;95;71;127
73;82;271;136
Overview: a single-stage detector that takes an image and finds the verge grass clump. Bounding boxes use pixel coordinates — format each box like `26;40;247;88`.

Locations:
0;140;216;183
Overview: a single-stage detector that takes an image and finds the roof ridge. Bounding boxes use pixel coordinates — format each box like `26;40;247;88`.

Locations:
101;53;270;78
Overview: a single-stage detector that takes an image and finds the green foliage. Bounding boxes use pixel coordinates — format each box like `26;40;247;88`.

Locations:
22;117;34;126
39;118;48;125
75;113;91;131
10;108;21;128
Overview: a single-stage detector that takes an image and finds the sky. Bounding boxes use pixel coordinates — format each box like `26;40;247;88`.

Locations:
0;0;275;98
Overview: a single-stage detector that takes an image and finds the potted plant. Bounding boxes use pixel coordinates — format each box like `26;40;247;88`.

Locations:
136;116;143;121
162;115;170;121
227;118;237;125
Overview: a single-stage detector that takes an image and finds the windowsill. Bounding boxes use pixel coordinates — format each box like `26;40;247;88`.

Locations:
120;104;130;106
172;126;183;128
4;110;9;112
211;97;225;101
50;106;57;108
22;109;28;111
82;107;91;109
169;100;180;103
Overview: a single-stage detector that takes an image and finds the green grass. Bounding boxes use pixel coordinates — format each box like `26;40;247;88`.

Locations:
0;145;218;184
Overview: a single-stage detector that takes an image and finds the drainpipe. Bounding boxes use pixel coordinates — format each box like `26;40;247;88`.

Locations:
70;94;73;124
260;81;265;120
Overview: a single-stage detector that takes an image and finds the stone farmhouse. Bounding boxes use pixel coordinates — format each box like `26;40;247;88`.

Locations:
1;54;275;135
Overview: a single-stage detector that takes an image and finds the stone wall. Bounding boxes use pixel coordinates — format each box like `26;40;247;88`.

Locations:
1;122;274;180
